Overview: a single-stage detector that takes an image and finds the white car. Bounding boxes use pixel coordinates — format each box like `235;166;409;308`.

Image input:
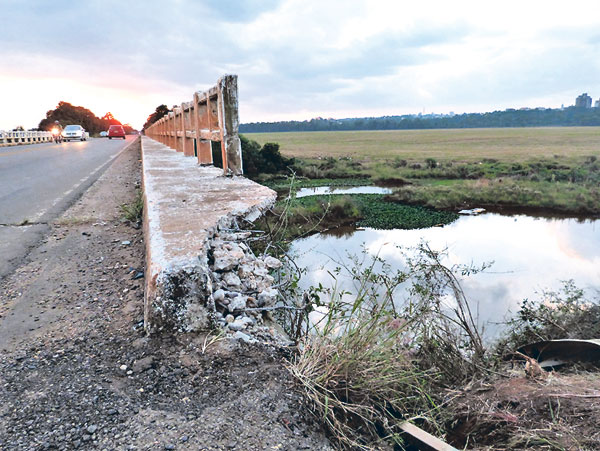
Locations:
62;124;89;141
99;131;108;137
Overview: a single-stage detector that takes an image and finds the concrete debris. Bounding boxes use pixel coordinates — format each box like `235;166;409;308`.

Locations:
208;231;285;344
233;331;256;343
227;294;247;312
264;256;282;269
228;319;246;331
223;272;242;289
258;288;279;306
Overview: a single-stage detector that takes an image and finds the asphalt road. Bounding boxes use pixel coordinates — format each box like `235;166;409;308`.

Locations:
0;137;133;280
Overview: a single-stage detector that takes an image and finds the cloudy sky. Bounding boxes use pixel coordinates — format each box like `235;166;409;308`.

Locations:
1;0;599;130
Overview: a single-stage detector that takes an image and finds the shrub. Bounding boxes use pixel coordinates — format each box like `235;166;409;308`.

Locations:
425;158;437;169
393;158;408;168
237;135;294;178
496;281;600;356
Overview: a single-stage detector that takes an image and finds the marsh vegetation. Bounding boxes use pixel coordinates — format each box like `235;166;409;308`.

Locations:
250;127;600;215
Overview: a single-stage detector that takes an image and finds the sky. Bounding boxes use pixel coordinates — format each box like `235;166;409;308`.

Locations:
1;0;599;130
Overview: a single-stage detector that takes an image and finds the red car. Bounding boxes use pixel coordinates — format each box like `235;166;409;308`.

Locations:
108;125;126;140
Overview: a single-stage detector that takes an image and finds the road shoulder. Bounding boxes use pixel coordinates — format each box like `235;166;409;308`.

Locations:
0;138;331;450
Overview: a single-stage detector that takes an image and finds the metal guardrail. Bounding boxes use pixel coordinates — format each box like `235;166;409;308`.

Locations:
0;130;54;147
145;75;243;175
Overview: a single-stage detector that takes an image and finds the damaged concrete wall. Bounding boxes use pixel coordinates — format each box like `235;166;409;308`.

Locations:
141;137;276;335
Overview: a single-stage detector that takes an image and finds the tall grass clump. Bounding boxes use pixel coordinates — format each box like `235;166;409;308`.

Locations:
288;243;489;449
120;189;143;224
290;296;440;449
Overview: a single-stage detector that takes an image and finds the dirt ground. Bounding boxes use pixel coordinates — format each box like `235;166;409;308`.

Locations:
446;368;600;450
0;139;331;450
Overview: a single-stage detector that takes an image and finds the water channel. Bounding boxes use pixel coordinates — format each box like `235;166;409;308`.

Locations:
290;209;600;340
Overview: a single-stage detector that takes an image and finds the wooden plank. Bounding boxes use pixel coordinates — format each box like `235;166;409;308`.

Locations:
399;422;458;451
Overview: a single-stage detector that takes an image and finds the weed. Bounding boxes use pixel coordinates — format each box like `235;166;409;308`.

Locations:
120;190;143;223
496;280;600;355
425;157;437;169
393;157;408;168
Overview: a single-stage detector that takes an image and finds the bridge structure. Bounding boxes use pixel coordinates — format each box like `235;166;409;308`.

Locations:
0;130;53;147
141;74;276;334
144;74;243;176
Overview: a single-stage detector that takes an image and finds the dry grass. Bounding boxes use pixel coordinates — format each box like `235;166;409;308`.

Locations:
248;127;600;163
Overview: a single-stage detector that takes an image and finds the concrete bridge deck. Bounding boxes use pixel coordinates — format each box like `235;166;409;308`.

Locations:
141;136;276;333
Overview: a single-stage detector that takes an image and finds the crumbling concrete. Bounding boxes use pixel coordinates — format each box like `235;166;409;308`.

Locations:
141;137;276;334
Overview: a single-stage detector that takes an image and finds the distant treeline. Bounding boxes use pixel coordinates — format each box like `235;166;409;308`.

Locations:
38;102;135;135
240;107;600;133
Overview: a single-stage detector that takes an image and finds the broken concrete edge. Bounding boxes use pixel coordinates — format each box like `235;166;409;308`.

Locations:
141;136;278;336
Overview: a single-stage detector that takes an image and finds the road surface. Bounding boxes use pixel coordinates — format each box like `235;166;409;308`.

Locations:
0;137;133;280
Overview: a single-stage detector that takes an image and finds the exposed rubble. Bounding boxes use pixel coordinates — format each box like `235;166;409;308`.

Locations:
208;231;288;344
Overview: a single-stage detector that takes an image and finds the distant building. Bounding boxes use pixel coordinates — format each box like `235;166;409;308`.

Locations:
595;99;600;108
575;93;592;108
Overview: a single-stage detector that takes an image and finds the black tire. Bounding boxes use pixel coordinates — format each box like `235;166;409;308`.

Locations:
109;137;112;140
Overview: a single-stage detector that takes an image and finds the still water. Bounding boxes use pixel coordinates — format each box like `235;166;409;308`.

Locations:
290;213;600;339
295;186;393;198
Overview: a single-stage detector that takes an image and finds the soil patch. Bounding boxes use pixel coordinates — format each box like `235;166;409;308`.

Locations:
447;371;600;450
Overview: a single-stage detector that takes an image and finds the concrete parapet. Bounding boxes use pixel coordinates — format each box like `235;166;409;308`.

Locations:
141;136;276;334
0;130;53;147
145;75;243;175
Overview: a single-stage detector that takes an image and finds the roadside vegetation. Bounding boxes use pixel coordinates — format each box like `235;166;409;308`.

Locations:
120;189;143;224
38;101;134;134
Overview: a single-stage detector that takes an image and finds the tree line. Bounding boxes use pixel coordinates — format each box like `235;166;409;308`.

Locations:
240;106;600;133
38;102;135;135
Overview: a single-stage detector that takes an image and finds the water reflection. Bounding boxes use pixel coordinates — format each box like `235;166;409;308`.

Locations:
295;186;393;198
290;213;600;340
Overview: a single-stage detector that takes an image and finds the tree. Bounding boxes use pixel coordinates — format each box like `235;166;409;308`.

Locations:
143;105;170;130
38;102;128;135
101;112;121;126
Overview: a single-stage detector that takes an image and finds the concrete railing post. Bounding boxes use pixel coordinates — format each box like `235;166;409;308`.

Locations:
217;75;242;176
168;111;175;150
193;91;213;165
174;107;183;153
182;102;194;157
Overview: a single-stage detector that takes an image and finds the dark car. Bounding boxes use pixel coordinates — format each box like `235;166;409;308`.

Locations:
108;125;126;140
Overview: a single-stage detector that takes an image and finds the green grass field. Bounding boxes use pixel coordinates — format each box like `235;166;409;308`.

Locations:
247;127;600;163
247;127;600;215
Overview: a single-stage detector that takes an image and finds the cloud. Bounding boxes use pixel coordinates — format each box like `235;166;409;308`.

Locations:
1;0;600;128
